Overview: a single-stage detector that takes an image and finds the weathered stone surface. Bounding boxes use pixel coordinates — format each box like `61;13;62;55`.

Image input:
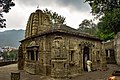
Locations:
114;32;120;65
11;71;20;80
103;32;120;65
18;9;106;79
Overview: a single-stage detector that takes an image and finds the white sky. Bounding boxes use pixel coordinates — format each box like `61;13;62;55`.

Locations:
0;0;96;31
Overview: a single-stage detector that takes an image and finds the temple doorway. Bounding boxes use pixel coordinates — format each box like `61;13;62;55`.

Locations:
83;46;90;71
106;49;116;64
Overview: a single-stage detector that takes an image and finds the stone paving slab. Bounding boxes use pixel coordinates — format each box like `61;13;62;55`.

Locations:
0;64;120;80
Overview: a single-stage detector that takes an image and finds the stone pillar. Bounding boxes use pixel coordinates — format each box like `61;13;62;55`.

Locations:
78;44;82;73
34;50;36;61
18;44;24;70
79;49;82;74
81;46;84;71
108;50;110;58
101;44;107;69
116;44;120;65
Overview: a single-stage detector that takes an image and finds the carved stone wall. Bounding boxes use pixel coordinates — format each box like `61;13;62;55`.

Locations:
18;9;105;79
19;33;105;77
18;44;24;70
50;34;104;78
51;36;68;78
114;32;120;65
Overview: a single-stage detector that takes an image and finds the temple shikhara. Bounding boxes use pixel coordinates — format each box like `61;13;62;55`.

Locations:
18;9;107;78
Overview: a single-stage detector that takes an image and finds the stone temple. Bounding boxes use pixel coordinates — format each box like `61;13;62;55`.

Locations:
104;32;120;65
18;9;106;78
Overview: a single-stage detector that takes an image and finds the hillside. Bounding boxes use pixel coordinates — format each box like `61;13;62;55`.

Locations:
0;29;25;48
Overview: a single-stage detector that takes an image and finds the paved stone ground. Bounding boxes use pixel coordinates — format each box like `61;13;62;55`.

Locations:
0;64;120;80
70;64;120;80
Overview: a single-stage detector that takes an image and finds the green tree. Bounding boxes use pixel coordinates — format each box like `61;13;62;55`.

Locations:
2;49;18;61
85;0;120;17
0;0;15;28
78;19;97;35
8;50;18;61
95;8;120;41
85;0;120;41
2;51;8;61
43;8;66;25
96;22;115;41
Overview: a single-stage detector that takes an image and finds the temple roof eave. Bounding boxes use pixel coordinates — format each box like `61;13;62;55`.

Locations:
20;28;102;43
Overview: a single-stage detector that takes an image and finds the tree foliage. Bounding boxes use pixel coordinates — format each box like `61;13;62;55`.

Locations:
85;0;120;41
85;0;120;17
2;49;18;61
43;8;66;25
96;22;115;41
0;0;15;28
95;8;120;41
78;19;97;35
101;9;120;34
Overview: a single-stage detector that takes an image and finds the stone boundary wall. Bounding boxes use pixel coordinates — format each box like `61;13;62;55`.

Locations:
0;61;17;67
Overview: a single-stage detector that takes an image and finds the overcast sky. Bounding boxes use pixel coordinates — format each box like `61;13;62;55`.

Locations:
0;0;95;31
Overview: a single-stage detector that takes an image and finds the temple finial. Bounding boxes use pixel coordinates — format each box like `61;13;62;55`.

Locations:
37;5;39;9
